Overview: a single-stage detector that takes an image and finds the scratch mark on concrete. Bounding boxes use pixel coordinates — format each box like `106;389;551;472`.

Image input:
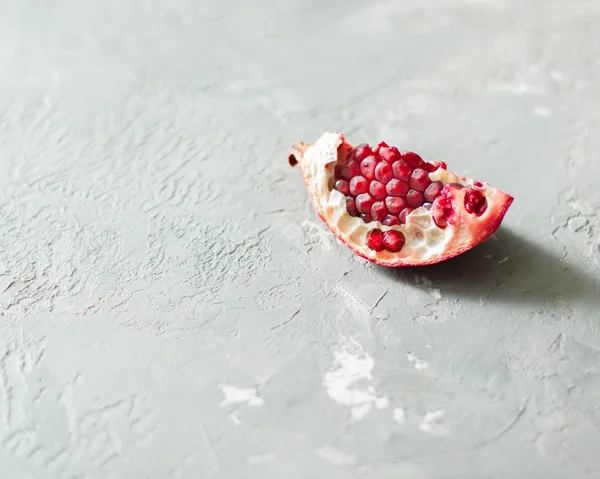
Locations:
471;398;529;449
270;308;301;331
548;333;564;353
369;290;387;314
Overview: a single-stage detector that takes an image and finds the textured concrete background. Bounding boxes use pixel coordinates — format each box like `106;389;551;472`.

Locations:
1;0;600;478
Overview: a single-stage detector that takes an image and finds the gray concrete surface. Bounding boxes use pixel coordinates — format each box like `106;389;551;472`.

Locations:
1;0;599;478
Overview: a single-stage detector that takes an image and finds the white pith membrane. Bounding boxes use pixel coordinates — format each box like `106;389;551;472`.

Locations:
293;132;514;267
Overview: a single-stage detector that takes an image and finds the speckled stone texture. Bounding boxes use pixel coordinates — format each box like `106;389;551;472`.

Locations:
1;0;599;478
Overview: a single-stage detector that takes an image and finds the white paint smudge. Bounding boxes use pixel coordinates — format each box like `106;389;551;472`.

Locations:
393;407;406;424
229;413;242;426
550;70;564;85
407;352;428;371
350;403;371;421
419;409;449;436
323;339;389;420
532;106;551;117
316;444;357;466
499;256;509;264
219;384;264;407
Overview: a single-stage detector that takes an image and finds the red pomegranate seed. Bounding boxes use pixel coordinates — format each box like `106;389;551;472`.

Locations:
369;181;387;200
360;156;378;180
399;207;414;224
347;144;372;163
406;189;424;207
383;230;405;252
392;160;412;182
361;214;373;223
349;176;369;196
409;168;431;192
346;198;358;216
385;196;407;215
374;162;393;183
432;212;447;228
356;193;375;214
367;229;384;251
432;193;454;228
403;151;423;168
464;188;488;216
371;142;389;154
340;160;361;180
473;180;483;188
424;181;443;202
422;162;437;173
386;179;409;197
379;146;401;163
383;215;400;226
423;160;447;173
371;201;388;222
334;179;350;196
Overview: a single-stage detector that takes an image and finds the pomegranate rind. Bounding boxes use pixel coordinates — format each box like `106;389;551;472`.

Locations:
290;132;514;267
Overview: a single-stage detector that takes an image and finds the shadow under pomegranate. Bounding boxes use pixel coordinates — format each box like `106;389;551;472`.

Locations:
376;227;599;307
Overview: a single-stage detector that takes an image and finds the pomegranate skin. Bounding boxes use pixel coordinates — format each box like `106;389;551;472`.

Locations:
289;132;514;267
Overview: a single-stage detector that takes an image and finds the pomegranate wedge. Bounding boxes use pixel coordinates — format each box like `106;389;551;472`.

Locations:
289;132;514;267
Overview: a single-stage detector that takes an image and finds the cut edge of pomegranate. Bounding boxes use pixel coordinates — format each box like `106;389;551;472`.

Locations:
289;132;514;267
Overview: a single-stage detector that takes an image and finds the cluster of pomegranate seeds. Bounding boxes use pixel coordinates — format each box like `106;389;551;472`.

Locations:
334;142;445;228
464;187;488;216
366;229;406;253
289;131;515;266
431;187;457;228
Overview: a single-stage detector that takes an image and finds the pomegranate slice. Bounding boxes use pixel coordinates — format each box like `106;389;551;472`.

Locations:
288;132;514;267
